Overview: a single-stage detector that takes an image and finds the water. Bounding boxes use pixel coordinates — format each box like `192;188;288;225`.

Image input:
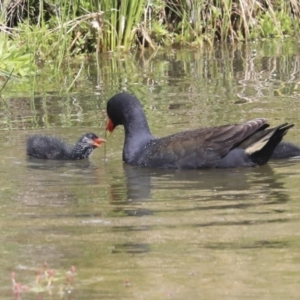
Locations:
1;40;300;299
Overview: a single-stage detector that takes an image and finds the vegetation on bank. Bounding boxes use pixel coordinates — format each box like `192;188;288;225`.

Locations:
0;0;299;78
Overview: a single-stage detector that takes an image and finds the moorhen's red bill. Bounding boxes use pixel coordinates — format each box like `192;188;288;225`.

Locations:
106;92;295;169
27;133;105;160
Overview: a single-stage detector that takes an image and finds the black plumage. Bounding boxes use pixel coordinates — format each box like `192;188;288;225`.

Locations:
27;133;105;160
106;92;294;169
271;141;300;159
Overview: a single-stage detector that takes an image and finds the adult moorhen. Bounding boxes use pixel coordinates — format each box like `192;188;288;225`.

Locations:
106;92;295;169
27;133;105;160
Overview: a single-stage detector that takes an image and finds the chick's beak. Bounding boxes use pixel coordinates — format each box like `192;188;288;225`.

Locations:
92;137;106;147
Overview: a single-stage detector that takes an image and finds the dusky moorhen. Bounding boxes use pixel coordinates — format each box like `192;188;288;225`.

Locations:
106;92;295;169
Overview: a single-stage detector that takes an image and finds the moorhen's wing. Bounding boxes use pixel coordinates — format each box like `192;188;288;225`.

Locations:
138;119;269;168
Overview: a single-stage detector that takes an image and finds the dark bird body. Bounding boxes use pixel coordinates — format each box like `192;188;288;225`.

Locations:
271;142;300;159
106;92;295;169
26;133;105;160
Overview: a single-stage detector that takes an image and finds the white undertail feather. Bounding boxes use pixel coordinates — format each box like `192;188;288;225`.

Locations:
245;130;275;155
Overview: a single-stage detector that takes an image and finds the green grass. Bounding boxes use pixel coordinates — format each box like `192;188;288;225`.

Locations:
0;0;299;86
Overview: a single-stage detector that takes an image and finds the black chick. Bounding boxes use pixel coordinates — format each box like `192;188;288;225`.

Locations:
26;133;105;160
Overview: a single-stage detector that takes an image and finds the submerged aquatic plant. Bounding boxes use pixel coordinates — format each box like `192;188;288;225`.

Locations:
11;263;77;298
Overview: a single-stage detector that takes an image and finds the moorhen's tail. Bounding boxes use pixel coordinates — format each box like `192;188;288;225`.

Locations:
246;123;294;165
